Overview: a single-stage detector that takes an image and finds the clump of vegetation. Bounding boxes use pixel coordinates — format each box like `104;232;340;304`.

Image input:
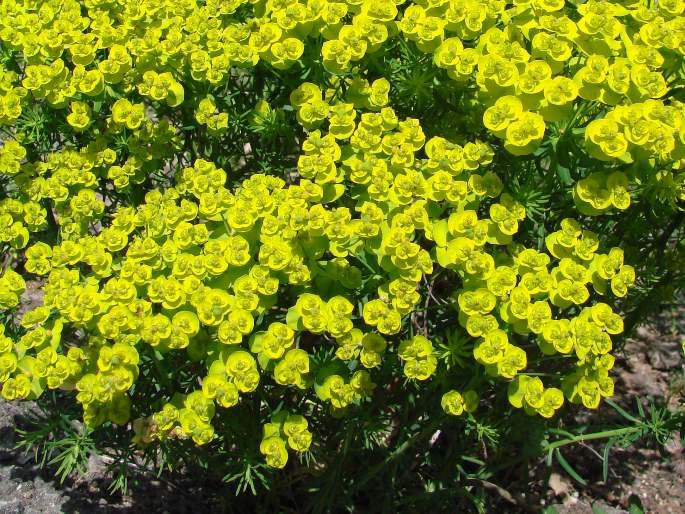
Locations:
1;0;684;510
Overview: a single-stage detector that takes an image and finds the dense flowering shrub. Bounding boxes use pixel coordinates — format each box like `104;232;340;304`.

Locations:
0;0;683;486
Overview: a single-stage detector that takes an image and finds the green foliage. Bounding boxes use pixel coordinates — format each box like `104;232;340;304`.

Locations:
15;399;96;484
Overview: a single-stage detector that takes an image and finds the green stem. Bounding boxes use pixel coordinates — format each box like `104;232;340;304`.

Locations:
151;350;175;394
543;426;639;453
564;100;594;134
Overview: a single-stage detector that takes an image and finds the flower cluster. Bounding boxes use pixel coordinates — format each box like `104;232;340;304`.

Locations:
260;412;313;469
0;104;634;466
0;0;667;472
0;268;25;311
585;101;685;162
441;389;479;416
195;97;229;135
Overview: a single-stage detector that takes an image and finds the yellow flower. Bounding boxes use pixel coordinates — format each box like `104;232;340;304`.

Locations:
504;112;546;155
67;101;91;131
260;436;288;469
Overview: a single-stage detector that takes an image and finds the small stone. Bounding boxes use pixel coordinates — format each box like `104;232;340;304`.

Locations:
549;472;571;497
647;341;683;370
591;500;628;514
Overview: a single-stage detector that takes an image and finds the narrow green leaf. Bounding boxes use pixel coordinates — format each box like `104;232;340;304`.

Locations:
605;399;640;423
602;438;615;483
636;398;646;419
555;449;587;486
